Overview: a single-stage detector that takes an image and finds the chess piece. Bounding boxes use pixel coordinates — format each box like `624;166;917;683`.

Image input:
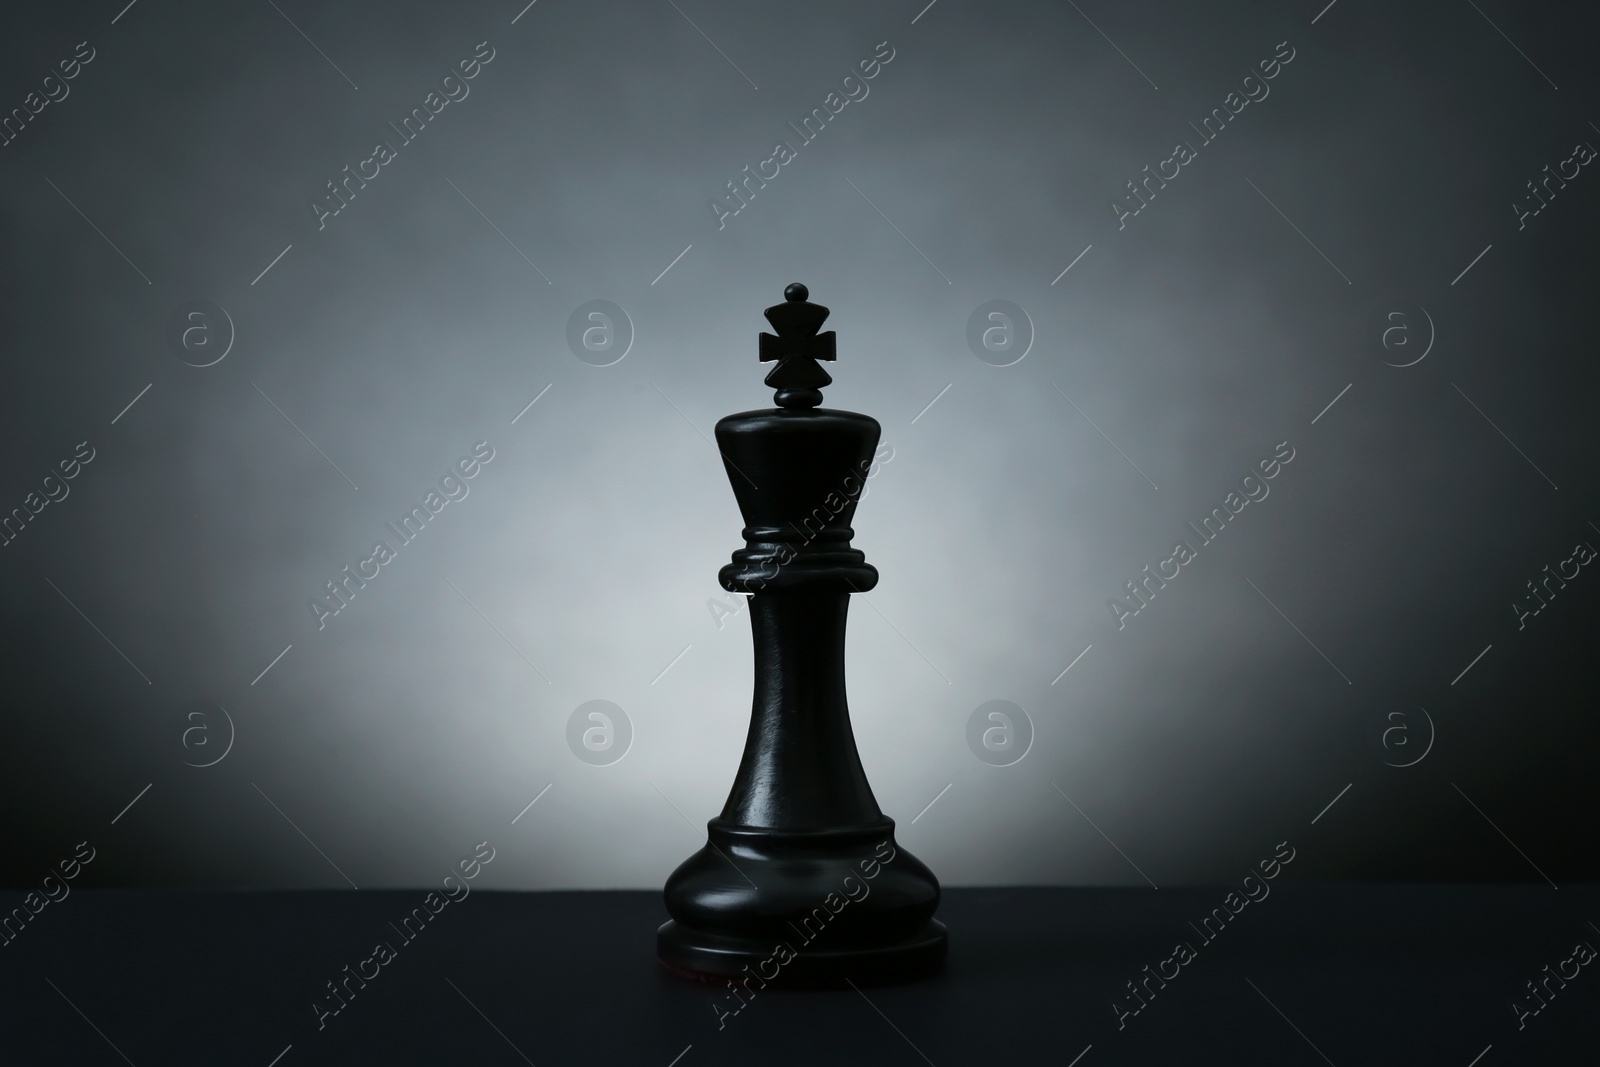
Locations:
657;284;947;986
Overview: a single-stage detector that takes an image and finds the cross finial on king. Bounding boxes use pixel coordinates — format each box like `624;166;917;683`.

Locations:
759;282;837;409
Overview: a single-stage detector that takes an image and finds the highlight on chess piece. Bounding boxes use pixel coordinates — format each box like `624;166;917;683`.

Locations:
657;283;948;986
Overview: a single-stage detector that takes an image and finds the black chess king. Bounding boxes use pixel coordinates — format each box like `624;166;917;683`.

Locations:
657;284;947;985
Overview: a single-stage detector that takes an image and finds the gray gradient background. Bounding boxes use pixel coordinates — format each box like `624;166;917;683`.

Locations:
2;0;1597;892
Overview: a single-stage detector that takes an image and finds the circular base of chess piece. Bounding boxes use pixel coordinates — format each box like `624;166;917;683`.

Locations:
657;918;947;987
659;820;945;986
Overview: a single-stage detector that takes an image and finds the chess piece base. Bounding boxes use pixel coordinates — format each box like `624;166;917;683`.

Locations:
656;918;947;987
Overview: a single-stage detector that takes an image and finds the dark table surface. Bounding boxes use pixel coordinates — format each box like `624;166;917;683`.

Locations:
1;884;1594;1065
